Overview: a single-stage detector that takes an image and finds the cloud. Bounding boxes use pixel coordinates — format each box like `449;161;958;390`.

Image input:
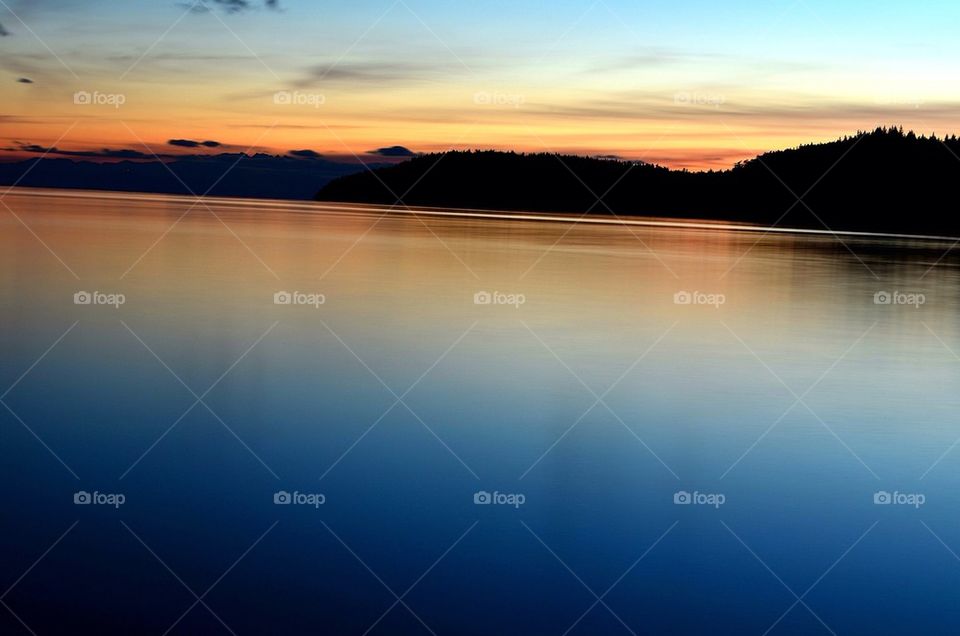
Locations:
15;144;52;153
168;139;221;148
16;77;33;83
289;149;323;159
0;22;9;36
180;0;280;14
8;141;258;161
0;116;48;124
295;61;462;88
517;92;960;127
13;142;161;159
583;51;680;73
367;146;417;157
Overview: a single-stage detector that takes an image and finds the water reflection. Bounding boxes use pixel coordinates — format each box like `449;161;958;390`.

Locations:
2;188;960;634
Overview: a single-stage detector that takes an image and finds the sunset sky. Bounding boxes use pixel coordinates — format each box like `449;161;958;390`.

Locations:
1;0;958;169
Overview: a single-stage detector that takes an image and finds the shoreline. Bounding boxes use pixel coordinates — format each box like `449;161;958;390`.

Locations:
7;185;960;244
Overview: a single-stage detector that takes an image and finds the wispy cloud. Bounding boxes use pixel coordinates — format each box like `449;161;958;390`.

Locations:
508;90;951;125
296;61;462;88
12;143;158;159
6;140;269;161
180;0;280;14
0;116;50;124
582;51;680;73
8;141;226;159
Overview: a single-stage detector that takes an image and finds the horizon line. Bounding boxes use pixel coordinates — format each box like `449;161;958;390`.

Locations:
0;125;949;173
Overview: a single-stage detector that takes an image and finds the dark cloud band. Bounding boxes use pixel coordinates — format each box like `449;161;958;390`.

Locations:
289;149;322;159
168;139;222;148
182;0;280;14
15;143;157;159
368;146;417;157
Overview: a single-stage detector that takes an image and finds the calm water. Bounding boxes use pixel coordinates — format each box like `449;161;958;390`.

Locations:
3;188;960;635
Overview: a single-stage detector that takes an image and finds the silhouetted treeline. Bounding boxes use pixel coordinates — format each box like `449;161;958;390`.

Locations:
316;128;960;235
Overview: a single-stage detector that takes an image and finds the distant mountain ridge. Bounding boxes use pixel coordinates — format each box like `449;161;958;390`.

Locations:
0;153;382;200
316;128;960;235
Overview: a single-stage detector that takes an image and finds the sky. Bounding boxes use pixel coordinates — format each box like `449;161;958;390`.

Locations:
1;0;959;169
